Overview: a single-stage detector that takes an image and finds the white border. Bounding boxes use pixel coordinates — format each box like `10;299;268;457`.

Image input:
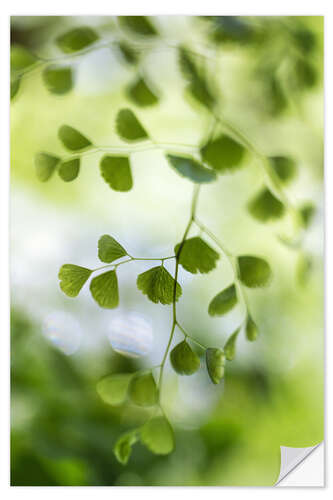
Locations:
1;1;331;497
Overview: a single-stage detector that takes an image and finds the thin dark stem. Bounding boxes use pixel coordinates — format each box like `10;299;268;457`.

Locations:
58;141;198;164
13;41;114;78
93;255;175;273
13;36;218;80
211;110;303;234
157;185;200;400
176;321;207;350
194;217;233;257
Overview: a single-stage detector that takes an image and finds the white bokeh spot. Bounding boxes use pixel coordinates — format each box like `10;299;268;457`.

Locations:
106;311;153;358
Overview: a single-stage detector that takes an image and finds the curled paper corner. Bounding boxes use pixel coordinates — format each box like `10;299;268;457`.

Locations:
275;443;322;485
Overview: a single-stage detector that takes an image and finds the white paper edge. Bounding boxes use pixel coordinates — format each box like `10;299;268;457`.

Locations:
275;442;323;485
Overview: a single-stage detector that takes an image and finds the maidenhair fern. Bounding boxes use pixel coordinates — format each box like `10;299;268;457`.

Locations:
11;16;319;464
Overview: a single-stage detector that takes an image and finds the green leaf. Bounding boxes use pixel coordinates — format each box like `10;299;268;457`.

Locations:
206;348;225;384
58;158;80;182
187;78;215;109
58;125;92;151
178;48;215;109
167;155;216;184
119;16;158;37
42;65;73;95
270;156;297;184
278;235;301;250
114;430;139;465
11;76;21;100
117;41;139;65
35;152;60;182
292;28;316;54
90;270;119;309
98;235;127;263
237;256;272;288
175;237;219;274
246;315;258;341
170;340;200;375
140;417;174;455
267;74;288;116
299;202;316;229
59;264;92;297
294;58;317;89
100;156;133;192
201;135;245;173
224;327;240;361
96;373;133;406
137;265;182;305
248;188;285;222
127;77;159;107
128;372;158;407
11;45;36;71
208;16;256;45
296;253;312;286
116;109;148;142
208;284;237;316
56;26;99;53
178;47;199;82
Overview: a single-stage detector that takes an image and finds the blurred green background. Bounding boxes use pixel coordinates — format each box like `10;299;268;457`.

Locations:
10;16;324;486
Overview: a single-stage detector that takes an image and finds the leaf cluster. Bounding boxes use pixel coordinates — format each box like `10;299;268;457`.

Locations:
58;235;182;308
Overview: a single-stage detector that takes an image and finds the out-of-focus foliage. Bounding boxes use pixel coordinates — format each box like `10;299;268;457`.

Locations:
11;15;323;486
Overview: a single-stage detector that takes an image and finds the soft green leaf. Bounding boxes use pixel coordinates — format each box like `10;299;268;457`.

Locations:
208;284;237;316
297;253;312;286
209;16;256;45
116;109;148;142
178;48;215;109
178;47;199;82
140;417;174;455
294;58;317;89
292;28;316;54
98;235;127;263
224;327;240;361
270;156;297;184
201;135;245;173
114;430;139;465
128;372;158;407
11;45;36;71
137;265;182;305
117;41;139;65
90;270;119;309
267;74;288;116
246;315;258;341
56;26;99;53
96;373;133;406
187;78;216;109
248;188;285;222
299;202;316;229
119;16;158;37
35;152;60;182
206;348;225;384
127;77;159;107
58;125;92;151
170;340;200;375
42;65;73;94
100;156;133;191
11;76;21;99
175;237;219;274
237;256;272;288
59;264;92;297
278;234;301;250
167;155;216;184
58;158;80;182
